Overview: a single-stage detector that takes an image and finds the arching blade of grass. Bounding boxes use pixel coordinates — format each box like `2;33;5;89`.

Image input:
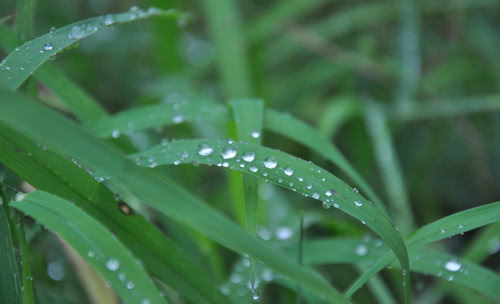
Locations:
462;222;500;261
230;98;264;297
264;109;389;218
0;125;230;304
11;191;168;304
88;101;228;137
246;0;328;43
131;138;410;297
345;200;500;297
0;7;184;91
86;102;388;218
318;96;359;139
363;101;414;235
0;90;350;304
304;238;500;299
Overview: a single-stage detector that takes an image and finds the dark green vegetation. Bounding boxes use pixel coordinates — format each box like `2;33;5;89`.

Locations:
0;0;499;303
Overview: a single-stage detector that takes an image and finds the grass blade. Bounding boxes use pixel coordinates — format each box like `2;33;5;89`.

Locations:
131;138;410;296
230;98;264;297
11;191;168;304
0;125;229;304
346;200;500;297
0;187;21;304
363;101;414;235
15;0;36;41
201;0;252;98
264;109;389;218
0;7;183;90
305;238;500;300
0;89;350;304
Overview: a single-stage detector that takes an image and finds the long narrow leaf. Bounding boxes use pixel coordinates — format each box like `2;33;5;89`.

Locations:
0;88;350;304
0;7;183;90
11;191;167;304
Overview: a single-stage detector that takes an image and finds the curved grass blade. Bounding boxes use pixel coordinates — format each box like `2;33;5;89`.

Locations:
318;96;359;139
11;191;167;304
304;238;500;300
345;200;500;297
0;90;349;304
363;101;414;235
264;109;389;217
88;101;229;137
0;125;230;304
0;7;183;90
230;98;264;297
15;0;35;41
130;138;410;296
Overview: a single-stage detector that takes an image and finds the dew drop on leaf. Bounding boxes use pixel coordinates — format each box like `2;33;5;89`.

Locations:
276;227;293;240
198;143;214;156
283;166;294;176
354;200;363;207
242;152;255;162
250;166;258;173
221;146;237;159
444;260;461;272
263;156;277;169
355;244;367;256
105;258;120;271
250;130;260;139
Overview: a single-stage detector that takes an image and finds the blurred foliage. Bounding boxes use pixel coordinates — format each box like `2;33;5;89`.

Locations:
1;0;500;303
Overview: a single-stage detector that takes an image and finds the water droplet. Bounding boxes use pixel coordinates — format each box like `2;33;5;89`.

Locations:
250;166;258;173
88;251;95;258
239;164;245;168
173;160;181;165
230;273;242;283
126;281;135;289
172;114;184;124
105;258;120;271
298;177;304;182
47;261;65;281
353;187;359;193
222;162;229;167
198;143;214;156
445;260;461;272
277;178;283;183
325;190;332;197
355;244;367;256
242;152;255;162
284;166;294;176
354;200;363;207
333;203;340;208
118;272;126;281
104;15;114;25
243;258;250;267
276;227;293;240
263;156;277;169
322;201;331;209
111;129;120;138
440;228;446;234
306;184;312;190
251;130;260;139
252;290;260;300
221;146;237;159
68;26;84;39
447;275;454;281
43;43;53;51
142;300;151;304
312;193;320;200
258;228;271;240
262;172;268;177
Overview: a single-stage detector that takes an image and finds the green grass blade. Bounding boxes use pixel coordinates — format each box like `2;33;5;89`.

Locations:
363;101;414;235
346;200;500;297
0;125;230;304
396;0;420;112
0;188;21;304
11;191;168;304
15;0;36;41
0;7;183;91
246;0;328;43
318;96;359;139
0;89;349;304
230;98;264;296
201;0;252;98
16;212;33;304
264;109;389;217
462;222;500;262
88;101;229;137
304;238;500;299
131;138;410;295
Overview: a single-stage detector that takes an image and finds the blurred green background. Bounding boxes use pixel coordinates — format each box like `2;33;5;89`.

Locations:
1;0;499;303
